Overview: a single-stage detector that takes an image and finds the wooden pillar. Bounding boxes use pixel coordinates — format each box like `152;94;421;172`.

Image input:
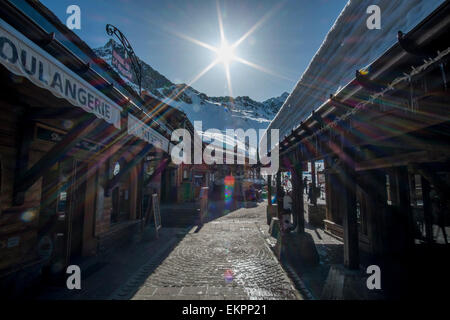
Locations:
364;169;387;257
324;157;332;221
395;166;414;250
82;162;98;256
291;164;305;233
129;166;138;220
267;175;272;206
339;148;359;269
291;149;304;233
276;171;283;219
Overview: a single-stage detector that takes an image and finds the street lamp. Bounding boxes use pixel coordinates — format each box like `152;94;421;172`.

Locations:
106;24;142;95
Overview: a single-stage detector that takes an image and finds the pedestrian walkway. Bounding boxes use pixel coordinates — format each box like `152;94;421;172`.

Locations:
35;227;189;300
127;202;302;300
34;202;301;300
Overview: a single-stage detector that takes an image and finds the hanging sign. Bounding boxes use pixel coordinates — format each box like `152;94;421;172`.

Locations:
0;19;122;129
128;113;169;152
112;49;133;81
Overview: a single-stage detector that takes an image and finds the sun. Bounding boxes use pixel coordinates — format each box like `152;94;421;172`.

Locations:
164;1;289;101
216;40;235;66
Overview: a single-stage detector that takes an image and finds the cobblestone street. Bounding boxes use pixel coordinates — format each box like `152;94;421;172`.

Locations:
116;203;302;300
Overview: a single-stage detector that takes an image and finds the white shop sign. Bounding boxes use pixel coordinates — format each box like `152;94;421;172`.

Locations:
128;113;169;152
0;19;122;129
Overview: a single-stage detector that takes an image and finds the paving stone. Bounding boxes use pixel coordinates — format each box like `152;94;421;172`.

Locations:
153;287;182;296
130;203;302;300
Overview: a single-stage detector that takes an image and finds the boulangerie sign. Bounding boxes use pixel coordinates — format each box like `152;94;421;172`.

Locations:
0;19;122;129
128;113;169;151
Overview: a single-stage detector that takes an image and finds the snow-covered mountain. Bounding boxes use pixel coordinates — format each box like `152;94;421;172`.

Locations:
93;39;287;134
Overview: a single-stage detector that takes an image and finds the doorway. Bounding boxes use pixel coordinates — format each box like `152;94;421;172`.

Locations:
66;159;87;260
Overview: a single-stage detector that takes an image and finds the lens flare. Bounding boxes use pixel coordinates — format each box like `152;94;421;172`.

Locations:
21;209;36;222
224;269;234;283
224;175;235;208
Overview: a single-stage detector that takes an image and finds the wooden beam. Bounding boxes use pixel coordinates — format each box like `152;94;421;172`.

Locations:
356;151;448;171
365;136;450;154
26;106;86;120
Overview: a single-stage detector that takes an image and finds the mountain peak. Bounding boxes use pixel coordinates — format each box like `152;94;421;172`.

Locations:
93;41;288;131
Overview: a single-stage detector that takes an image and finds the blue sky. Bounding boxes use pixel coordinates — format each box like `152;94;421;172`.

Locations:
41;0;348;101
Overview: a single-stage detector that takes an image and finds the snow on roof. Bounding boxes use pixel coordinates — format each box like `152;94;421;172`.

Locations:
265;0;444;142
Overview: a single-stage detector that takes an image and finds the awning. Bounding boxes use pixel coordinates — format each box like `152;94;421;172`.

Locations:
0;19;122;129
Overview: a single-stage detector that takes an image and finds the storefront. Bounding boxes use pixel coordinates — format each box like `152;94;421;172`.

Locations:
0;0;176;295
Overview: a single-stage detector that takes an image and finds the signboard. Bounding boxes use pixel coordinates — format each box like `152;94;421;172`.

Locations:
152;193;162;237
112;49;133;81
317;172;325;185
36;125;102;152
128;113;169;152
0;19;122;129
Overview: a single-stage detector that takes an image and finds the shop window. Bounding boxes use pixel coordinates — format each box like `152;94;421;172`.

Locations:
183;169;188;180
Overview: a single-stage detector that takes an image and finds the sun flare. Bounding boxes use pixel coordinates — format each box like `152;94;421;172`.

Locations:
216;40;235;66
164;1;289;101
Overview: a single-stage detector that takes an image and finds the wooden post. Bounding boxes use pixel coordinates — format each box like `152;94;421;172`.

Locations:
82;162;98;256
292;150;305;233
291;166;305;233
364;169;387;257
324;157;332;221
395;166;414;250
276;171;283;220
339;147;359;269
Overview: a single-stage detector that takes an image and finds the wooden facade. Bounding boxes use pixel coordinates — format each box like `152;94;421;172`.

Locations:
0;0;190;295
